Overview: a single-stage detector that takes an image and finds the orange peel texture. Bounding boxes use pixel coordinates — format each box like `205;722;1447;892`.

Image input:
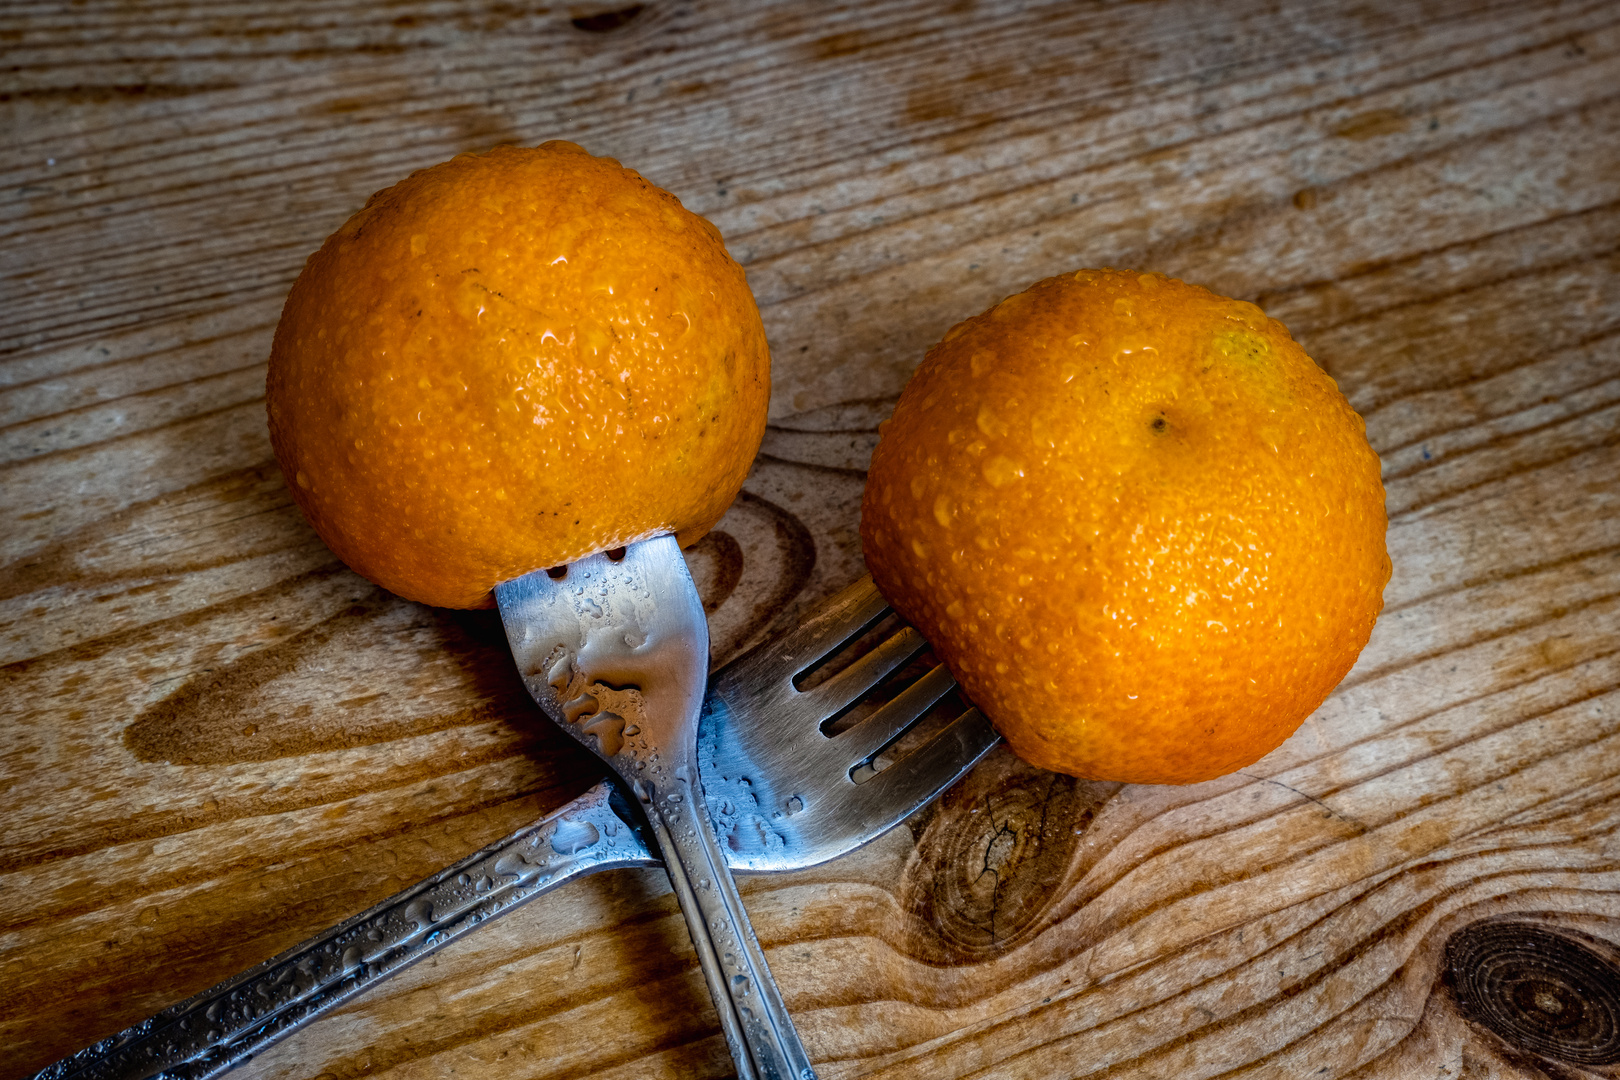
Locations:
268;142;770;609
860;270;1389;784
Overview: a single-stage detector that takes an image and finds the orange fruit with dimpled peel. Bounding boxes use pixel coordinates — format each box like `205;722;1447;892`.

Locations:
860;269;1389;785
267;142;770;609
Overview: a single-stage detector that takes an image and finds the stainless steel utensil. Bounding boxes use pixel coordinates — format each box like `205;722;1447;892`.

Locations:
31;564;998;1080
494;535;808;1079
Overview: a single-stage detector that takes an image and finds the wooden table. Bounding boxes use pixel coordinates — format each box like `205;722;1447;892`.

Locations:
5;2;1620;1077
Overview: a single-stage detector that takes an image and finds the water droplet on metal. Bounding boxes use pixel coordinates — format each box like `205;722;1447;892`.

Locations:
551;818;601;854
406;898;436;928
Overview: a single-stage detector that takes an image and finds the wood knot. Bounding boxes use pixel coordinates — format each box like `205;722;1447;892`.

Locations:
1445;919;1620;1066
898;746;1119;962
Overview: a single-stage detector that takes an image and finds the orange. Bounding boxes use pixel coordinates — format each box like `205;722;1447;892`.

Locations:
861;270;1389;784
267;142;770;609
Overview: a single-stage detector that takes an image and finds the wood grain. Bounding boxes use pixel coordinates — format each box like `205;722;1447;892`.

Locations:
4;1;1619;1077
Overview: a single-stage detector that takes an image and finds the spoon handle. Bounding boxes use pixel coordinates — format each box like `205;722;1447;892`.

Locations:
28;782;654;1080
495;537;817;1080
641;758;817;1080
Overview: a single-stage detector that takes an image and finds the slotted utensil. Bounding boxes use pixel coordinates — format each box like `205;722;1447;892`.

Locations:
31;556;998;1080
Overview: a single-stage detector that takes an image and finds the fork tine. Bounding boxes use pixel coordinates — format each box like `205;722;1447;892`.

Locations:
722;576;890;689
856;706;1000;795
831;661;955;764
802;626;926;718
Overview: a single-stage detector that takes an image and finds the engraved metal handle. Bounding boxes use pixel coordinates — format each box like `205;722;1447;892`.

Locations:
29;782;655;1080
642;756;817;1080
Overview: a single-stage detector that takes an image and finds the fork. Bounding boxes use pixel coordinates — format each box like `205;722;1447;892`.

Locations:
31;566;998;1080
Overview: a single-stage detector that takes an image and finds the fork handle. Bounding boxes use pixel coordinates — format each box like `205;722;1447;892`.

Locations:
28;782;656;1080
640;762;818;1080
